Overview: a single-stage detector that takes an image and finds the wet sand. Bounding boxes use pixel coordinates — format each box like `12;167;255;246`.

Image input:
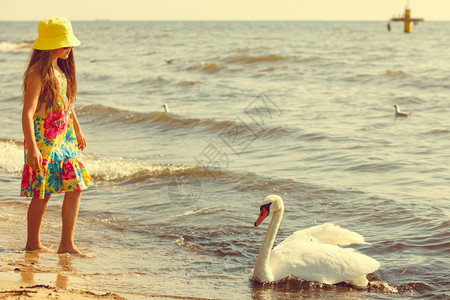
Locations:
0;271;124;300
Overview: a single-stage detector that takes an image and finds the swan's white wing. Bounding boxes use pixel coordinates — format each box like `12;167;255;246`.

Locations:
269;239;380;284
280;223;369;246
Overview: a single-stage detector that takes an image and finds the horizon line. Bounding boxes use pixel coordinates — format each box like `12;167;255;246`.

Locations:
2;18;449;22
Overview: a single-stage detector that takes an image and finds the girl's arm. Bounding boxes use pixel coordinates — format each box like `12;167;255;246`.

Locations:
70;104;87;151
22;72;42;169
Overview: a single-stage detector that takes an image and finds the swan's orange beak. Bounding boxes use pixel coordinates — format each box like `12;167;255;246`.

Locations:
254;206;270;227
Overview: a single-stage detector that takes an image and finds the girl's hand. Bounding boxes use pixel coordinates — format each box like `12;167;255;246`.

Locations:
76;131;87;151
70;105;87;151
26;147;43;169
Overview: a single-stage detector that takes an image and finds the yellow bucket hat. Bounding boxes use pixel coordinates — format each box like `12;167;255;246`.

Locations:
32;17;81;50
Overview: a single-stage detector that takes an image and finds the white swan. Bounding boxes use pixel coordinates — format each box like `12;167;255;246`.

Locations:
253;195;380;287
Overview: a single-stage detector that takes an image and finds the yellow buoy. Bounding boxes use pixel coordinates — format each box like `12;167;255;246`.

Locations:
390;1;423;33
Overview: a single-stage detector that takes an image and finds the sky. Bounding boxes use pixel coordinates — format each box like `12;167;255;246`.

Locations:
1;0;449;21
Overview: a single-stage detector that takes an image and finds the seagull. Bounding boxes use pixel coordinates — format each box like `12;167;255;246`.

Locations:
162;104;185;115
394;104;412;118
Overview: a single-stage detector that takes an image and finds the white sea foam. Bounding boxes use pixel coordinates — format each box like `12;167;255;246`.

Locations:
0;42;31;51
0;140;23;173
79;152;195;182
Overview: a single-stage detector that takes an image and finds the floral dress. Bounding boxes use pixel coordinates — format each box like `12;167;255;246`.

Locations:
21;73;94;199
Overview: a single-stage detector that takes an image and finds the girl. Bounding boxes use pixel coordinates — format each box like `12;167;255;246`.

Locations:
21;17;94;254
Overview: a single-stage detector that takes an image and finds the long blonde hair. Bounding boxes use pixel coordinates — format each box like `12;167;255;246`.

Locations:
23;49;77;112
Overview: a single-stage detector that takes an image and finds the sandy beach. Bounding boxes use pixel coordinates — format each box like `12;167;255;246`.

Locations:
0;202;126;300
0;263;124;300
0;272;124;300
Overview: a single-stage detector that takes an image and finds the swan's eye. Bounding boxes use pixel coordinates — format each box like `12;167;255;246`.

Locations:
260;203;271;214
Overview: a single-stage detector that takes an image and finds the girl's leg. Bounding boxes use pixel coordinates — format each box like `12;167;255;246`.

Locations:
26;194;51;251
58;191;82;254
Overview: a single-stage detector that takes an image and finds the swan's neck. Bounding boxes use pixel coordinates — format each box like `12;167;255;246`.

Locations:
253;209;283;282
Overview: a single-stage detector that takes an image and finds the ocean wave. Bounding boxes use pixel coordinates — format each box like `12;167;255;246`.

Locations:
342;73;373;83
85;212;139;233
0;41;32;51
251;275;400;295
130;76;169;85
80;150;349;209
225;52;322;66
297;57;323;64
0;138;205;184
250;271;448;298
177;80;200;86
226;53;289;64
1;137;299;195
385;70;408;78
428;129;449;135
79;72;113;82
81;153;204;183
394;96;424;104
125;76;198;87
0;139;23;173
186;61;227;73
346;162;399;173
300;132;327;141
77;104;292;138
0;145;315;198
83;154;348;207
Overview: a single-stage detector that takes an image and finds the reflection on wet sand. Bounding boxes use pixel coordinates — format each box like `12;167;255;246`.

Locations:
20;251;39;285
57;253;73;288
18;251;74;289
1;250;122;299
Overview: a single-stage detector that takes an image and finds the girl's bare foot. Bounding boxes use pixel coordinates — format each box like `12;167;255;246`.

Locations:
25;245;56;253
57;244;82;255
